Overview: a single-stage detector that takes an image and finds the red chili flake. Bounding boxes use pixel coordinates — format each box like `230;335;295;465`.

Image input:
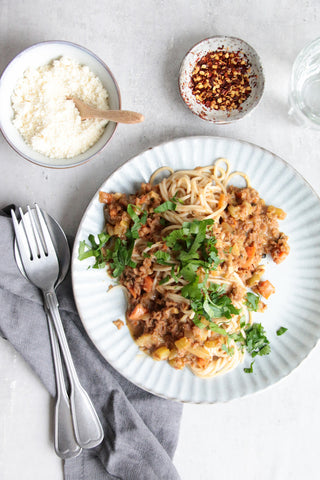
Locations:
190;49;253;111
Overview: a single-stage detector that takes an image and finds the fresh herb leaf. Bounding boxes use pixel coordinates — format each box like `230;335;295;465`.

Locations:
207;287;240;319
172;193;184;204
207;322;229;336
78;240;94;261
201;237;221;270
78;232;110;268
181;277;202;300
259;345;271;355
126;204;148;239
108;237;137;277
159;275;170;285
164;220;218;277
171;264;180;282
154;250;172;265
276;326;288;336
229;331;245;343
203;298;225;319
154;193;184;213
192;316;207;329
127;203;140;222
154;200;177;213
239;316;246;329
244;361;255;373
178;249;200;264
78;231;137;275
164;228;188;248
140;210;148;225
181;271;240;338
245;323;270;357
245;292;260;312
222;343;235;356
180;263;199;282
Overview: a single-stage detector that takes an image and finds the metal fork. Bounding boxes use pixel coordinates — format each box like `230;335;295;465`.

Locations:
11;205;104;450
13;207;81;459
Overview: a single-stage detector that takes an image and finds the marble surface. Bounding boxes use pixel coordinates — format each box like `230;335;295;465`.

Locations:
1;1;320;479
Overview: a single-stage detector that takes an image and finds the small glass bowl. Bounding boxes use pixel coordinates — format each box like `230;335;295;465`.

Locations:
288;37;320;129
179;36;264;124
0;40;121;168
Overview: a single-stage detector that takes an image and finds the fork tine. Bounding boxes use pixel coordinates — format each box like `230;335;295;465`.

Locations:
27;205;46;257
35;204;57;257
11;208;32;261
19;207;39;260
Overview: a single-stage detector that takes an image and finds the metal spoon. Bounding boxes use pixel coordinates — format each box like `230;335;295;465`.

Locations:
14;209;82;459
67;96;144;124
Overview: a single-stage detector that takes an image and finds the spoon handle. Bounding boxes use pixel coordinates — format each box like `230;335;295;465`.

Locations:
85;109;144;124
45;290;104;449
47;316;82;459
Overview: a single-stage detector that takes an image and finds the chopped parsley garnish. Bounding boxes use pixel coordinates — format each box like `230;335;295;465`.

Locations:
79;203;277;372
234;323;271;373
245;292;260;312
179;262;199;282
276;326;288;336
78;233;136;276
154;200;177;213
159;275;170;285
164;219;221;274
239;316;246;329
78;232;110;268
245;323;271;357
244;361;255;373
171;264;180;282
222;338;235;356
154;193;184;213
105;237;137;277
182;279;241;331
165;219;213;248
157;219;238;338
230;322;271;367
78;203;147;274
159;217;168;226
154;250;172;265
126;204;148;240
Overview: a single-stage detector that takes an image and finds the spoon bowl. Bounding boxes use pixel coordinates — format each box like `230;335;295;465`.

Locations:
14;209;70;287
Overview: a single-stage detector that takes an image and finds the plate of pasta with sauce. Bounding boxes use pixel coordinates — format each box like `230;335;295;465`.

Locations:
72;136;320;403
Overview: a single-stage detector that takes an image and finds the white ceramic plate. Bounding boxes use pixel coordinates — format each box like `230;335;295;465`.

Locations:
72;136;320;403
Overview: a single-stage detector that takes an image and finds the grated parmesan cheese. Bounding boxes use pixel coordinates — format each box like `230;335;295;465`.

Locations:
11;56;109;159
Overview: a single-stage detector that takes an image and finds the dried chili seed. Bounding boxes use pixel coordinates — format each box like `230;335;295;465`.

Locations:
190;49;253;112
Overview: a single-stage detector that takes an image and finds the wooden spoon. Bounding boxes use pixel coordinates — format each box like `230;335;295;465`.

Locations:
67;97;144;124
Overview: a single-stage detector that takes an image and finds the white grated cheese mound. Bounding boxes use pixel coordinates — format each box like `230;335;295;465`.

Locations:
11;56;109;159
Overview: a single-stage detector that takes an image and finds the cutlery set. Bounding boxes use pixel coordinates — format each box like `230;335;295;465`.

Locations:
11;205;103;458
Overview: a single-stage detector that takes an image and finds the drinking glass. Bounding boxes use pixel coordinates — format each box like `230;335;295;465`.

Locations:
289;37;320;129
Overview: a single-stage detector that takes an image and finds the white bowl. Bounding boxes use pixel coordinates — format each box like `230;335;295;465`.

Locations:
0;41;121;168
179;36;264;124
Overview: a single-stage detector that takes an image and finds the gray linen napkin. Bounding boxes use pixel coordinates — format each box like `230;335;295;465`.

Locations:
0;209;182;480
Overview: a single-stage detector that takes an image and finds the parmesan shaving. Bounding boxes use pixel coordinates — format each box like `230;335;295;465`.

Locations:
11;56;109;159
